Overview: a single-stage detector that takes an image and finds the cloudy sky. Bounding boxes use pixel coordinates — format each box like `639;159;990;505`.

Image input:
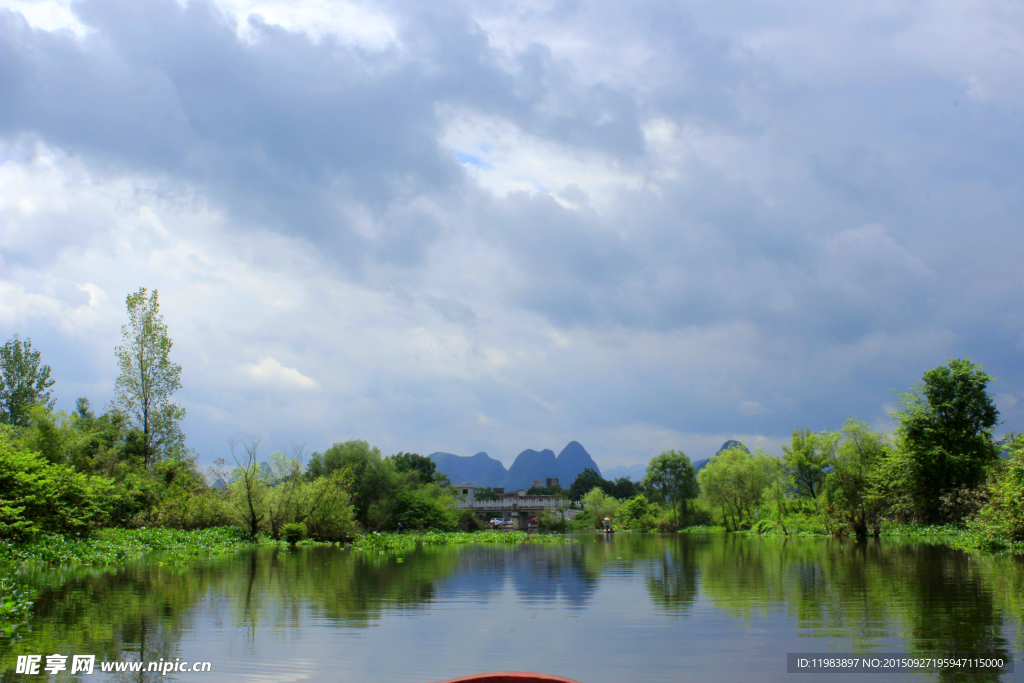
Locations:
1;0;1022;470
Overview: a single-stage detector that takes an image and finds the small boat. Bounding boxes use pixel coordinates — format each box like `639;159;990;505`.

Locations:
435;672;583;683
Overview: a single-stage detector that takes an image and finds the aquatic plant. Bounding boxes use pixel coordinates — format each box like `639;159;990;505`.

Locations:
0;526;263;568
0;574;33;638
351;530;569;552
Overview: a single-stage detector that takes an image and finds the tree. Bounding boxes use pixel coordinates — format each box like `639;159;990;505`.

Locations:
971;433;1024;544
608;477;639;500
618;494;659;531
227;434;267;537
307;440;400;529
697;446;774;531
581;487;620;528
113;288;186;467
892;358;1001;522
387;452;440;484
643;450;698;526
474;486;503;501
780;429;833;499
0;335;55;427
568;468;611;501
821;420;888;539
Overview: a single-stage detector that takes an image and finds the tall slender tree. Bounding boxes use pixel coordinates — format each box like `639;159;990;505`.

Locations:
0;335;55;427
113;288;185;467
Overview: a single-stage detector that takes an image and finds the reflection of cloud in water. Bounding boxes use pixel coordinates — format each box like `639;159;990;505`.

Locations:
434;545;599;609
224;659;317;683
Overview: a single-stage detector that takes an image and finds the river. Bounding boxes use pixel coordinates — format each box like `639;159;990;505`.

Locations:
3;533;1024;682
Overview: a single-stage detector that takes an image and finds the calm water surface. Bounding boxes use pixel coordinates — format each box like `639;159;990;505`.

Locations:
4;534;1024;682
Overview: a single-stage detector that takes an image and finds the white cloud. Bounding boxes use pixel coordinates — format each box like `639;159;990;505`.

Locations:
997;393;1018;409
242;357;319;391
0;0;1021;466
738;400;767;416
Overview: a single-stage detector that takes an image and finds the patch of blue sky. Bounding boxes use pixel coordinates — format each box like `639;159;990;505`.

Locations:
455;151;493;169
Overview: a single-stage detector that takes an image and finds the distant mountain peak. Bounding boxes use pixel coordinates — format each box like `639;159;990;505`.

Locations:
428;451;507;487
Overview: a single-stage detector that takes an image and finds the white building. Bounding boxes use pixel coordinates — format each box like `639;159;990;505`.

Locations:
453;483;476;502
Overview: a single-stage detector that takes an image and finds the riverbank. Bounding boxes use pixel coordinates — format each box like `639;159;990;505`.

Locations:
1;526;268;568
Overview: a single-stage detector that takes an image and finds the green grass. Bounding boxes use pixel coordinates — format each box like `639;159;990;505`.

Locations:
352;530;570;552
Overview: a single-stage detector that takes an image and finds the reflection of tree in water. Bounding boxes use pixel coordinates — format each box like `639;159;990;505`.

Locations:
3;536;1023;682
1;562;213;682
696;534;1017;682
637;535;701;616
888;544;1011;683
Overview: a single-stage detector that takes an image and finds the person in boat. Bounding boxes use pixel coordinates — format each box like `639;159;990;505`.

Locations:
603;518;612;533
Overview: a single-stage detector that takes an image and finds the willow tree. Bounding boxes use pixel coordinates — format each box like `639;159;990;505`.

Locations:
113;288;185;467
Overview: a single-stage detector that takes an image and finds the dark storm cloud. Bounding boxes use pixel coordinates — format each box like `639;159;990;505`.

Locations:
2;0;1023;455
0;0;655;265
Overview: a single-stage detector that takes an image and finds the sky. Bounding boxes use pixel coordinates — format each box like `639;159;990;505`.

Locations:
1;0;1022;471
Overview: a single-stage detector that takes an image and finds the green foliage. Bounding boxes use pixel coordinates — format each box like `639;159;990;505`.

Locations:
643;450;698;526
282;522;307;546
457;509;486;531
582;487;621;528
226;436;268;537
526;482;566;496
970;434;1024;544
0;335;55;428
301;472;356;542
607;477;639;499
780;429;833;499
0;574;34;638
820;420;889;539
890;358;1001;523
568;468;609;500
474;486;503;501
2;526;260;569
536;508;567;532
307;440;397;529
697;446;777;531
0;435;113;539
387;452;443;485
113;288;186;467
391;487;458;531
618;494;660;531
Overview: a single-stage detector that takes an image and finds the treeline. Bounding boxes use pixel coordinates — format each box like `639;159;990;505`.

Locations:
0;289;473;545
0;403;476;542
3;287;1022;550
570;359;1024;548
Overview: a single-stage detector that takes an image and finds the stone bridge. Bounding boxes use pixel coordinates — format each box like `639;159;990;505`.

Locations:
455;499;580;530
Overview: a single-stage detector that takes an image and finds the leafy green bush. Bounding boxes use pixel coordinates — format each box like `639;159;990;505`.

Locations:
458;509;486;531
970;435;1024;544
618;494;659;531
0;436;112;539
282;522;306;546
391;488;458;531
537;509;567;532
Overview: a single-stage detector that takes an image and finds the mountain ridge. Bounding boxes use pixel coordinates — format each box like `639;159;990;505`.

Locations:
429;441;602;490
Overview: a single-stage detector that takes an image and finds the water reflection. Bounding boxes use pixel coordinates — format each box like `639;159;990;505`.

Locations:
2;534;1022;682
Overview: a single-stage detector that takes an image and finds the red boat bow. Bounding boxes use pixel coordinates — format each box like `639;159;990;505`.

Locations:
435;672;583;683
